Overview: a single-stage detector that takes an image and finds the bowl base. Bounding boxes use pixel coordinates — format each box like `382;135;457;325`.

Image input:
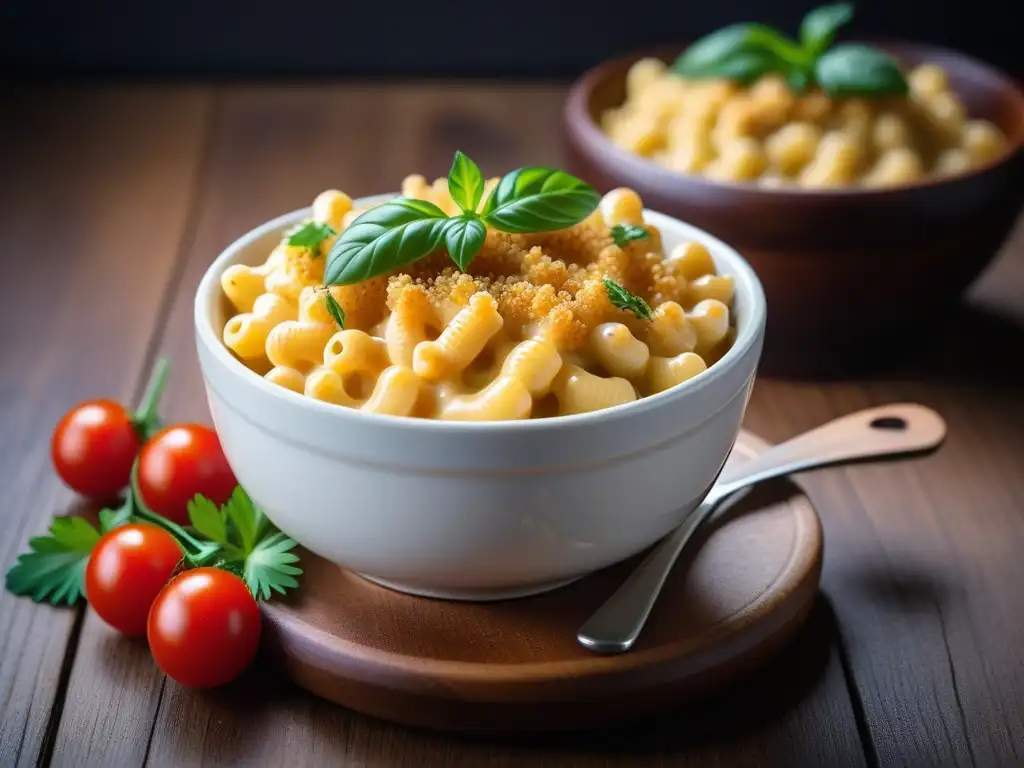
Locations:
355;571;585;602
260;429;824;732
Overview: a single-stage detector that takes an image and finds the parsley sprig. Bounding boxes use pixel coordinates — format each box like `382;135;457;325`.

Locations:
287;221;336;255
604;279;654;321
672;3;908;97
4;358;302;607
184;487;301;600
611;224;649;248
324;151;600;285
5;517;103;605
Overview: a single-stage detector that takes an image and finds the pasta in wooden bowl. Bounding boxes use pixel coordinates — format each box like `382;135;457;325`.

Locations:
602;61;1009;189
563;6;1024;377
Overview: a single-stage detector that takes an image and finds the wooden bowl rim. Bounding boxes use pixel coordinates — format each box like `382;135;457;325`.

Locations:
565;38;1024;198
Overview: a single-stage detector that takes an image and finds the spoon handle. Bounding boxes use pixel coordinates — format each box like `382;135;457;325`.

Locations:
576;403;946;655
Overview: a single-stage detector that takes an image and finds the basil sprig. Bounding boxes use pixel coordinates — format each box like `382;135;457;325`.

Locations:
671;3;907;97
324;151;600;286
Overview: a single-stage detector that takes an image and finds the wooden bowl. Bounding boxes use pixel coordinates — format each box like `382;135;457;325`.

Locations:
563;42;1024;378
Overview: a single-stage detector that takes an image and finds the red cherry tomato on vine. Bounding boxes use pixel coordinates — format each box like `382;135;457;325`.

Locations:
85;523;182;636
137;425;237;525
147;568;261;688
51;400;140;499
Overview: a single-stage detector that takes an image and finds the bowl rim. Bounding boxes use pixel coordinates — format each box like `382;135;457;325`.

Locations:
565;38;1024;198
194;194;766;433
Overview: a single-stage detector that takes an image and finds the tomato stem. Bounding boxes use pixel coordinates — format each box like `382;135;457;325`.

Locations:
128;457;209;554
133;357;170;436
132;503;207;553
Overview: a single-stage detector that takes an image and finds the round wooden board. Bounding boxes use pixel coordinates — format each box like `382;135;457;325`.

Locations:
260;430;823;732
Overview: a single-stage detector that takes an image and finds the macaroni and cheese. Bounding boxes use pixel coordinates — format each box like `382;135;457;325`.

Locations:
602;60;1009;188
220;182;735;421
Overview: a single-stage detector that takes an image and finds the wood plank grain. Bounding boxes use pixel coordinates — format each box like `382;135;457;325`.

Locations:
144;599;864;768
742;218;1024;767
125;83;867;768
0;86;211;768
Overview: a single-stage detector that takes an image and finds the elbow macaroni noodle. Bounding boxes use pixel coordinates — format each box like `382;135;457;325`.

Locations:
602;61;1010;188
220;184;738;421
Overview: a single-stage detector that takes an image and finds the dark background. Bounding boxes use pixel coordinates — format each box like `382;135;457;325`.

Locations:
1;0;1022;80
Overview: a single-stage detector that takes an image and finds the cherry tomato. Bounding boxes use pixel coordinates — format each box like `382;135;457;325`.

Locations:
51;400;140;499
85;524;182;636
137;424;237;525
147;568;261;688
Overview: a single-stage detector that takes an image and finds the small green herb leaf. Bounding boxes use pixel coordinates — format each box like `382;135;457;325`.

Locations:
51;516;102;549
786;68;813;93
800;3;853;57
480;167;599;234
244;531;303;601
611;224;649;248
325;197;449;285
188;495;229;546
443;216;488;271
323;291;345;330
223;485;261;554
287;221;337;254
99;494;134;533
715;50;791;85
187;485;300;600
815;44;908;96
671;22;807;81
604;279;653;321
447;150;485;215
5;517;101;605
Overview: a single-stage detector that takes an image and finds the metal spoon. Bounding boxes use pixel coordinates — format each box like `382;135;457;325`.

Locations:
577;403;947;654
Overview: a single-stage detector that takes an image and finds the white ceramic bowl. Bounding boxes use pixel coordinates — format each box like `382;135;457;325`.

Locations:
194;194;767;601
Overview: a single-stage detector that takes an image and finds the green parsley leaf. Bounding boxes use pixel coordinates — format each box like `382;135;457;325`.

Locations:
244;531;303;601
287;221;337;254
447;150;485;215
443;216;488;271
603;279;654;321
323;291;346;330
222;485;261;553
181;485;301;600
188;494;229;546
610;224;649;248
5;517;101;605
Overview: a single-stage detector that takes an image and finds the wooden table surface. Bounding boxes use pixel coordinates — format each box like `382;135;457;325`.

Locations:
1;83;1022;768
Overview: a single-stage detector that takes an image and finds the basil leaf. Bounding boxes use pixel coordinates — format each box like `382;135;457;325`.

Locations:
324;292;346;329
443;217;487;272
611;223;649;248
786;68;812;93
447;151;485;215
815;44;908;97
672;22;807;79
480;167;599;234
603;279;653;321
325;197;449;285
800;3;854;57
699;50;792;85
